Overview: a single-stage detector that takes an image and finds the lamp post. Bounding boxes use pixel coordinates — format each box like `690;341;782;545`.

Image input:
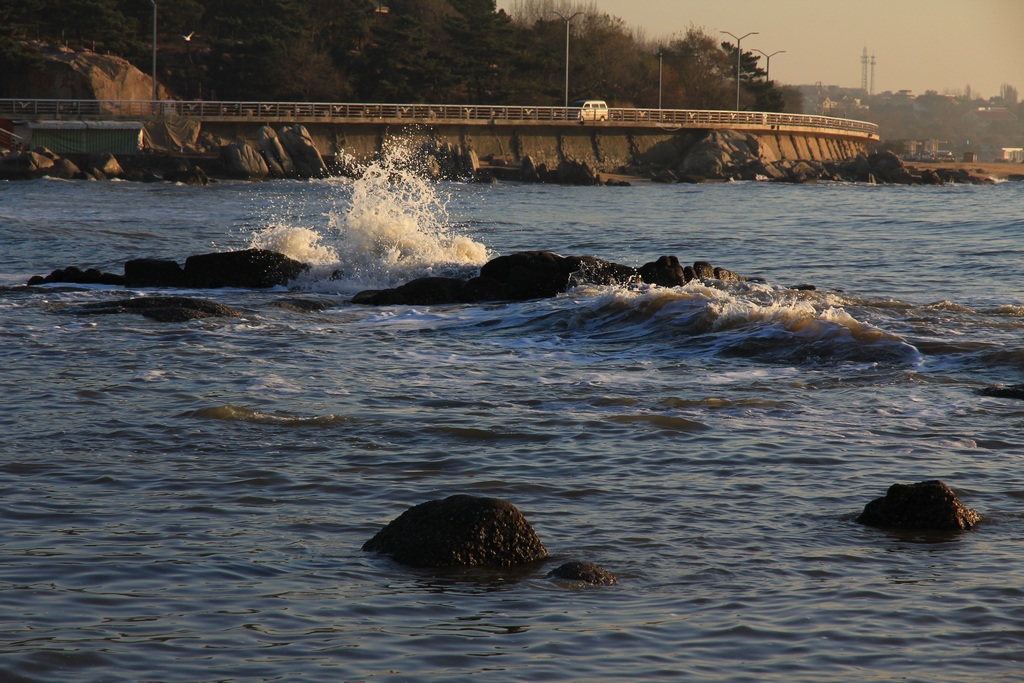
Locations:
721;30;757;111
553;11;584;109
754;49;785;83
150;0;158;103
658;51;663;110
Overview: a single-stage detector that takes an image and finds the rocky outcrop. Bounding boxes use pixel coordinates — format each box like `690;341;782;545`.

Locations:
0;150;55;180
257;126;296;178
362;495;549;568
65;296;243;322
679;129;769;180
222;141;269;180
278;124;328;178
856;480;981;531
352;251;744;306
5;40;166;102
182;249;309;288
419;139;479;180
27;266;125;287
548;561;617;585
161;160;209;185
30;249;308;290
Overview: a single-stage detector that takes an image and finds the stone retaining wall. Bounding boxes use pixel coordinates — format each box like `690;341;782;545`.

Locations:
198;120;873;173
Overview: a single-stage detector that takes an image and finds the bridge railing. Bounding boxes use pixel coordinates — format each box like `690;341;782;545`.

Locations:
0;99;879;137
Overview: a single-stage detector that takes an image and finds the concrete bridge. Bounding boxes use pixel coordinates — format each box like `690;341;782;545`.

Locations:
1;98;880;169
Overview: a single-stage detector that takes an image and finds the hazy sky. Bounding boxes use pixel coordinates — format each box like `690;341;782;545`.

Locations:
500;0;1024;99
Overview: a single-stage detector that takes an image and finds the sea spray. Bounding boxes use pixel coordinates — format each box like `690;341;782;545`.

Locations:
250;136;490;293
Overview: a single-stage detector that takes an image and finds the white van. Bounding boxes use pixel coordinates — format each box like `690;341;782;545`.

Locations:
571;100;609;122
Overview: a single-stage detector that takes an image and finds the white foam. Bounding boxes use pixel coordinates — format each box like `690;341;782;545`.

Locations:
249;136;490;294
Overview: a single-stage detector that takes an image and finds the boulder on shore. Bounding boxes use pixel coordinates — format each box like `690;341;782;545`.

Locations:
362;494;549;568
222;141;269;180
856;480;981;531
278;124;328;178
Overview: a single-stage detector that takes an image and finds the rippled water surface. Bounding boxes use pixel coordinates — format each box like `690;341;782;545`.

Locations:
2;168;1024;682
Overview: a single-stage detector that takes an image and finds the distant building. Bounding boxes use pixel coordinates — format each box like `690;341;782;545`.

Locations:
974;107;1017;123
1001;147;1024;163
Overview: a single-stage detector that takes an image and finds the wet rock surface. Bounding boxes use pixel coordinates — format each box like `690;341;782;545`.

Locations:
353;250;746;305
65;296;243;322
362;494;549;568
548;561;617;585
31;249;308;290
856;480;981;531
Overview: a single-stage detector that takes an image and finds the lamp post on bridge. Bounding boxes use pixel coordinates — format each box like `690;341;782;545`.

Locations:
754;49;785;83
721;30;757;111
150;0;158;103
553;11;584;109
658;50;663;110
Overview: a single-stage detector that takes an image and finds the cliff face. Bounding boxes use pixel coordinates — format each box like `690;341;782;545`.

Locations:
6;41;166;101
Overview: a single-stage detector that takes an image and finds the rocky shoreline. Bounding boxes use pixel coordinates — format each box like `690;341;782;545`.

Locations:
3;124;1021;186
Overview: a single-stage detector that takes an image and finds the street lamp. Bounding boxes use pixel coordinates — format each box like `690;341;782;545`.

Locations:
754;49;785;83
658;51;663;110
553;11;584;109
150;0;158;102
721;30;757;111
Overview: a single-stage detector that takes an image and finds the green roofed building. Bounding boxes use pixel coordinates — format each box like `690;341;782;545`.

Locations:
21;121;144;154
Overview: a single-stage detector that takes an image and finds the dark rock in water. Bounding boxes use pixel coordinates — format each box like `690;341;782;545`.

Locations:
476;251;633;300
478;250;580;300
269;297;335;313
362;494;549;568
692;261;715;279
714;267;740;282
183;249;308;289
124;258;186;288
856;480;981;531
163;163;209;186
980;384;1024;400
556;158;600;186
548;561;617;585
67;296;243;322
650;169;678;183
29;266;125;286
352;251;747;305
350;276;467;306
639;255;685;287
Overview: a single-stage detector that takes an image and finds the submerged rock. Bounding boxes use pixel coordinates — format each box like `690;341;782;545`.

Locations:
980;384;1024;400
269;297;335;313
856;480;981;531
28;266;125;286
362;494;549;568
66;296;243;322
548;561;617;585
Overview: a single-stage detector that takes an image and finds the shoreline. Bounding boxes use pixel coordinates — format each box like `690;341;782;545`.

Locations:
904;160;1024;182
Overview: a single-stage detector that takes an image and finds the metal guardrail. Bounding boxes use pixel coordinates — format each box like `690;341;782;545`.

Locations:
0;99;880;138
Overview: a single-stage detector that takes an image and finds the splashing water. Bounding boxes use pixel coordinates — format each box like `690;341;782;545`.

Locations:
250;136;490;293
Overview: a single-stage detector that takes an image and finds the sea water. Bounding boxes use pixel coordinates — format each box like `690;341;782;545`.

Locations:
1;154;1024;682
